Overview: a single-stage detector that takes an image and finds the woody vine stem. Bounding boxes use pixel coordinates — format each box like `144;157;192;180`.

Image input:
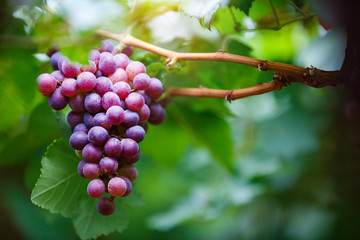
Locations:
96;30;342;101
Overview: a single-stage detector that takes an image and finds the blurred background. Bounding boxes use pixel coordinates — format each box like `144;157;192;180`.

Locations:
1;0;359;239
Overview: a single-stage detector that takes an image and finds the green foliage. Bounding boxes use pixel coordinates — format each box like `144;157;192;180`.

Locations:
229;0;255;15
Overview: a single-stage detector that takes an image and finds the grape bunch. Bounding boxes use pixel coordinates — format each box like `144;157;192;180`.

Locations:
37;40;166;216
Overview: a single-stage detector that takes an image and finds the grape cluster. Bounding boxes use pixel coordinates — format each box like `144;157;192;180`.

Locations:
37;40;166;216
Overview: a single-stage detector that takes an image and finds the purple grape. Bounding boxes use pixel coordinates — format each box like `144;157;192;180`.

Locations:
119;99;126;109
107;177;127;197
148;108;166;125
113;81;131;100
99;157;118;175
37;73;57;96
84;112;95;129
82;143;103;163
123;150;141;164
67;111;84;128
108;68;128;84
77;160;86;177
137;90;152;106
106;106;125;125
48;88;68;110
51;70;66;82
97;197;115;216
87;179;106;198
104;138;122;158
125;125;145;143
88;126;109;145
146;78;163;100
93;112;112;130
85;93;103;114
149;103;163;121
62;60;80;78
137;103;150;123
121;138;139;159
114;53;129;69
99;40;115;53
125;92;144;112
89;49;101;66
57;55;68;73
69;131;89;150
73;123;88;133
118;164;138;182
50;52;62;70
120;177;132;197
122;46;134;57
133;73;150;90
77;72;97;92
69;92;86;112
83;162;100;179
121;110;139;128
95;77;113;96
126;61;146;81
81;60;97;74
95;70;102;78
102;92;121;110
99;53;116;76
61;78;78;97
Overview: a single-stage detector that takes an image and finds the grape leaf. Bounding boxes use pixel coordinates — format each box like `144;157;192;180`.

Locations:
31;139;88;217
72;197;129;240
229;0;255;15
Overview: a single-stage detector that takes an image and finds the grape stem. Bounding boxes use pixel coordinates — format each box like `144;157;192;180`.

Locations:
96;30;341;101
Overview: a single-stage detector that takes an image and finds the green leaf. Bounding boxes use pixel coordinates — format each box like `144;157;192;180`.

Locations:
229;0;255;15
31;139;88;217
72;197;129;240
53;110;72;140
172;102;234;171
228;39;252;56
146;62;166;79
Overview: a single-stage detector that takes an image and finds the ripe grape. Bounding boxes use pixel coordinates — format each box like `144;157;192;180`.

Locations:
81;60;97;73
77;72;97;92
88;126;109;145
51;70;66;82
104;138;122;158
61;78;78;97
146;78;163;100
84;112;95;129
37;73;57;96
89;49;101;66
87;179;106;198
102;92;121;110
149;108;166;125
125;92;144;111
69;92;86;112
107;177;127;197
83;162;101;179
99;157;118;175
122;46;134;57
73;123;88;133
67;111;84;128
82;143;103;163
108;68;128;84
121;138;139;159
126;61;146;81
69;131;89;150
118;164;138;182
121;110;139;128
149;103;163;121
122;150;141;164
106;106;124;125
77;160;86;178
114;53;129;69
50;52;63;70
133;73;150;90
125;125;145;143
97;197;115;216
95;77;113;96
99;40;115;53
120;177;132;197
93;112;112;130
99;53;116;76
62;60;80;78
85;93;103;114
48;88;68;110
137;104;150;123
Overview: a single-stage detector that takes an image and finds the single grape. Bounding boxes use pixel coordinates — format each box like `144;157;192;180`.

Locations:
99;53;116;76
37;73;57;96
99;40;115;53
118;164;138;182
87;179;106;198
57;55;68;73
82;143;103;163
122;46;134;57
133;73;150;90
121;110;139;128
114;53;129;69
85;93;103;114
48;88;68;110
61;78;78;97
107;177;127;197
148;108;166;125
93;112;112;130
62;59;80;78
81;60;97;74
122;149;141;164
97;197;115;216
104;138;122;158
108;68;128;84
121;138;139;159
95;77;113;96
99;157;118;175
125;92;144;112
88;126;109;145
67;111;84;128
137;104;150;123
126;61;146;81
106;106;125;125
102;92;121;110
69;131;89;150
84;112;95;129
83;162;101;179
77;72;97;92
125;125;145;143
77;160;86;178
51;70;66;82
137;90;152;106
113;81;131;100
120;177;132;197
89;49;101;66
149;103;163;121
69;92;86;112
73;123;89;133
146;78;163;100
50;52;63;70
